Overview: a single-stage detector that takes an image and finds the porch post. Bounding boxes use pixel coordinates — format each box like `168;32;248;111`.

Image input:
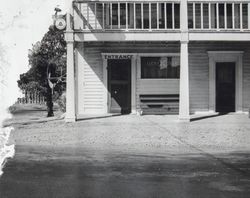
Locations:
179;0;190;121
65;12;76;122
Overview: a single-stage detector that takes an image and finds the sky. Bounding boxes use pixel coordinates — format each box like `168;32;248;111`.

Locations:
0;0;69;106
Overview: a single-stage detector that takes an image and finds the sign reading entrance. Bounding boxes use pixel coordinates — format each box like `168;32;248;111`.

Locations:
104;55;133;60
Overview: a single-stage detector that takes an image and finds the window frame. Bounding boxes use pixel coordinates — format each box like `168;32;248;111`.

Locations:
138;53;180;80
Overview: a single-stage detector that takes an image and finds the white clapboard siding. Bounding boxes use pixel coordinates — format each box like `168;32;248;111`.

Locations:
76;43;105;114
189;41;250;113
137;79;179;94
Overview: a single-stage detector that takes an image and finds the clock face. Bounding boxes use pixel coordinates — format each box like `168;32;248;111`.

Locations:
55;18;66;30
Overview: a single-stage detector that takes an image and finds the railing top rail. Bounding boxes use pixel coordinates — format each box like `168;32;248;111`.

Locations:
187;0;250;2
73;0;181;3
73;0;250;2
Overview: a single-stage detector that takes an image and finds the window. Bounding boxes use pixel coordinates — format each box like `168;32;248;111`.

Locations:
141;57;180;79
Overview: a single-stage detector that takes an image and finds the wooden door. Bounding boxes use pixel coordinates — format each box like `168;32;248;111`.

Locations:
216;62;236;113
108;59;131;114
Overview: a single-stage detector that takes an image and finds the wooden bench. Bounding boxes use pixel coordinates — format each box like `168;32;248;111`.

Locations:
139;94;179;115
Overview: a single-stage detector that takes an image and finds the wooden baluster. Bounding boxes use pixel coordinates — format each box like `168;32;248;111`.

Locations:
240;3;243;30
172;3;175;29
225;3;227;29
126;3;128;30
118;3;120;29
216;3;219;30
87;3;89;28
149;3;152;30
134;3;136;29
95;3;97;29
111;3;113;29
232;3;235;29
141;3;144;29
102;3;105;30
157;3;159;29
193;3;196;29
201;3;204;29
209;3;211;29
164;3;167;29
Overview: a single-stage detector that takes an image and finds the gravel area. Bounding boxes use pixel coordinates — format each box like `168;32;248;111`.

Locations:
8;113;250;154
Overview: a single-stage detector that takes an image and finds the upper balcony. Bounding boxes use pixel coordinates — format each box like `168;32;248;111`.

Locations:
71;0;250;41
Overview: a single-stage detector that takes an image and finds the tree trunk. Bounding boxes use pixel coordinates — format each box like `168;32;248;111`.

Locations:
46;85;54;117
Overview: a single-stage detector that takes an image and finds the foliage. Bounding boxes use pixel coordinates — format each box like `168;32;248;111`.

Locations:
57;92;66;113
17;25;66;116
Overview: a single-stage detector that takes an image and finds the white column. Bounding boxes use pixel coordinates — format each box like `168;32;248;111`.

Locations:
131;56;137;114
179;0;190;121
102;57;108;113
179;41;190;121
65;13;76;122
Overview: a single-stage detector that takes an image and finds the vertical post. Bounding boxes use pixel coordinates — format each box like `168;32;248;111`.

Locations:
240;3;243;30
209;3;211;29
225;3;227;29
157;3;159;29
201;3;204;29
164;3;167;29
65;12;76;122
216;3;219;29
102;3;105;30
131;55;137;114
94;3;97;29
87;3;89;26
179;0;190;121
172;3;175;29
149;3;152;30
126;3;128;30
193;3;196;29
141;3;144;29
111;3;113;29
134;3;136;29
102;57;108;114
118;3;120;29
233;3;235;29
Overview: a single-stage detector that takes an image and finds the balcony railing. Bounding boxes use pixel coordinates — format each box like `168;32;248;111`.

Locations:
72;1;250;32
188;1;250;31
73;1;180;31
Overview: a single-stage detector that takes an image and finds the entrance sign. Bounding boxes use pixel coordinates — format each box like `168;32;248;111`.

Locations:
104;55;133;60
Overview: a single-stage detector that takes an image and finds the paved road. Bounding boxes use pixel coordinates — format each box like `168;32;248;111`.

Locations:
0;145;250;198
1;114;250;197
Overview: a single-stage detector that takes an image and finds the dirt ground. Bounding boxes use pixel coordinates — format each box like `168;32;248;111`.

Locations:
1;105;250;198
6;107;250;154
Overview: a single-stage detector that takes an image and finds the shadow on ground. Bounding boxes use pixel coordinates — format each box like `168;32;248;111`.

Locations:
0;145;250;198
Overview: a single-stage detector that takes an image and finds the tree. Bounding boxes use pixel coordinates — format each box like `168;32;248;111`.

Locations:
18;25;66;117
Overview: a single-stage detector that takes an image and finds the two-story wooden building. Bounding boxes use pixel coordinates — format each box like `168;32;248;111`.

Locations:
65;0;250;122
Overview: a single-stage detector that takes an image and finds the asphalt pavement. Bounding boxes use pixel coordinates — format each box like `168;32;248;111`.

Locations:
0;145;250;198
1;113;250;198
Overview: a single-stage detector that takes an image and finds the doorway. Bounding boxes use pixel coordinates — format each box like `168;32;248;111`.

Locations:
108;59;131;114
216;62;236;113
